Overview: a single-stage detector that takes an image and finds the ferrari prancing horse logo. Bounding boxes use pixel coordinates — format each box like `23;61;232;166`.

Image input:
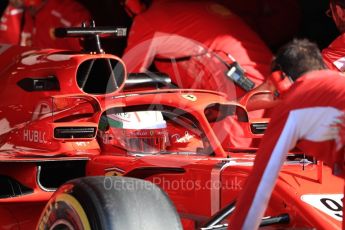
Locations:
182;94;197;102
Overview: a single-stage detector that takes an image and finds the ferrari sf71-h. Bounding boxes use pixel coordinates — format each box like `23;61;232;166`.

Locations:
0;27;342;230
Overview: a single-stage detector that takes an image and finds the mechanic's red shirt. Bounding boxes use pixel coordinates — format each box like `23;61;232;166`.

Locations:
0;5;22;45
218;0;301;49
123;0;273;100
322;33;345;72
229;69;345;229
0;0;90;50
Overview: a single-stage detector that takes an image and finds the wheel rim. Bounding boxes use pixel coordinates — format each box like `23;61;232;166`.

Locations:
49;219;75;230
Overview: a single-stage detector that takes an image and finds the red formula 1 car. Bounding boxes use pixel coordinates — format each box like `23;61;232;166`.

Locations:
0;27;342;230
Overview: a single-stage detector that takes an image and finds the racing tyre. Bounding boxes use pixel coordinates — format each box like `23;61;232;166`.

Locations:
37;176;182;230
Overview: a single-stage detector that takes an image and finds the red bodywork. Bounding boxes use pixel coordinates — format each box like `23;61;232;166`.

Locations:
0;44;342;229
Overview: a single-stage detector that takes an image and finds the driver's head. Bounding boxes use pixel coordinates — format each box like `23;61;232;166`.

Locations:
98;111;168;154
330;0;345;33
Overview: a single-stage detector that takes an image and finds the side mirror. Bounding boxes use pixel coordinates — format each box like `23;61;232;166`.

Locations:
77;57;127;95
239;90;277;112
238;90;273;139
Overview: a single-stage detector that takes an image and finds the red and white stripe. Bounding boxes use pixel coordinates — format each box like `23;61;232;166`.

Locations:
230;106;344;229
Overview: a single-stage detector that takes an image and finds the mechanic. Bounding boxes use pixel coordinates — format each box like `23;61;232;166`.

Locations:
0;0;91;50
322;0;345;72
228;39;345;229
121;0;273;100
121;0;273;148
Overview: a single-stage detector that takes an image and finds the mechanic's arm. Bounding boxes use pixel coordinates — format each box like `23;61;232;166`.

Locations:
122;15;157;73
228;110;299;229
59;2;92;51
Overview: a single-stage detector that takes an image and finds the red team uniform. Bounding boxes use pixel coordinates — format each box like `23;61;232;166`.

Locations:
229;70;345;229
0;0;91;50
123;0;273;100
322;0;345;73
322;33;345;72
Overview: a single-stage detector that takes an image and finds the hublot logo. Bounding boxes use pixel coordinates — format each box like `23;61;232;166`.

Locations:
23;129;47;143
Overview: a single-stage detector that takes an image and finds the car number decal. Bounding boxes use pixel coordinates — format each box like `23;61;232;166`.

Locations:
301;194;343;221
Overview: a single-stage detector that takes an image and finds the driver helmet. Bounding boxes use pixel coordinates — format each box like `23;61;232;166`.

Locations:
99;111;168;154
330;0;345;33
